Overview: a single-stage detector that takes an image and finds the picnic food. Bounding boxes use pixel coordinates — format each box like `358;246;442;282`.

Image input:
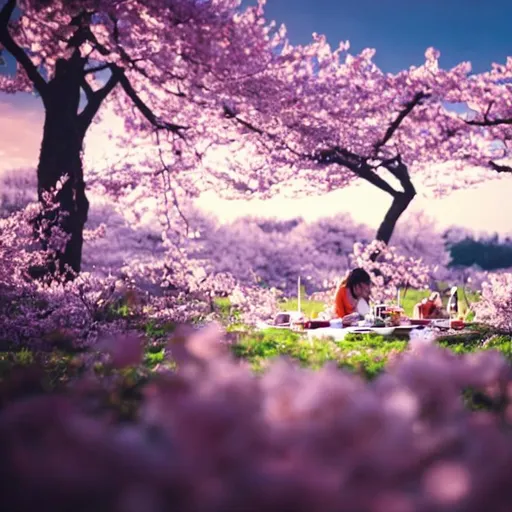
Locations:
342;312;361;327
373;317;386;327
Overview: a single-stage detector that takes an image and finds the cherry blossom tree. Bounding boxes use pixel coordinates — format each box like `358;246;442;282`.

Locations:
0;0;280;275
446;57;512;173
4;0;511;294
218;42;503;249
473;272;512;332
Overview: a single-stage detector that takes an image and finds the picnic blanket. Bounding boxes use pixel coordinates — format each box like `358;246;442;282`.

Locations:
305;325;419;342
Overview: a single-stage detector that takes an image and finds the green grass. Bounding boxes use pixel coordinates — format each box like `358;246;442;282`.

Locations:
232;325;512;379
144;319;176;338
280;298;326;317
0;284;500;423
232;328;407;377
212;297;243;325
1;324;510;421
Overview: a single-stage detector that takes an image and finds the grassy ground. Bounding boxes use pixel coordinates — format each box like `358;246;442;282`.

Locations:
280;298;326;317
232;328;407;377
0;289;500;419
2;324;506;406
233;325;511;375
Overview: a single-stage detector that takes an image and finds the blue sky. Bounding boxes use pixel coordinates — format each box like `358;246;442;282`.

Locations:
3;1;512;76
248;0;512;73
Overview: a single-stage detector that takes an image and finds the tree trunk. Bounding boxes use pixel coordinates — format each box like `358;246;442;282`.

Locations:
27;53;90;279
375;189;416;245
370;187;416;263
35;104;87;278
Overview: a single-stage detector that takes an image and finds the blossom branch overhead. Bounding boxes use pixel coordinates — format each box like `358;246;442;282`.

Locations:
0;0;48;98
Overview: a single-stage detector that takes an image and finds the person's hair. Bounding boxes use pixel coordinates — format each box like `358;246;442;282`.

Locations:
343;268;371;297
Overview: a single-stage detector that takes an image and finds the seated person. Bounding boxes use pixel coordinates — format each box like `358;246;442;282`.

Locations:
413;291;444;319
334;268;372;324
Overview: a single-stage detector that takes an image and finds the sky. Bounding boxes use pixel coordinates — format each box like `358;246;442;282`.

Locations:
2;0;512;237
248;0;512;73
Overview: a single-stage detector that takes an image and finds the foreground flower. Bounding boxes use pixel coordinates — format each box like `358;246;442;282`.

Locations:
0;325;512;511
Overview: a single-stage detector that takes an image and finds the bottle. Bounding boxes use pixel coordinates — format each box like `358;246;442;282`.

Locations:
447;286;458;317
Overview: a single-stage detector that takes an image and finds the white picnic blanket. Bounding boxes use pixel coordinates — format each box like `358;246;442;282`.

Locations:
306;326;404;341
255;323;420;341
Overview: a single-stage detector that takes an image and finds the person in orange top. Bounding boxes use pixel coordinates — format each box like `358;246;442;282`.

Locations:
334;268;372;320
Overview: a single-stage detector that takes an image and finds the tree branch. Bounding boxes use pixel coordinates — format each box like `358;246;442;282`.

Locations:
107;12;187;97
224;104;266;135
466;117;512;127
484;100;494;122
316;146;361;168
489;160;512;173
113;65;188;136
374;91;430;155
81;76;95;101
224;102;413;202
84;63;111;75
316;147;399;197
379;154;415;195
348;161;400;197
0;0;48;99
78;68;120;131
225;107;401;198
226;107;308;166
155;132;190;236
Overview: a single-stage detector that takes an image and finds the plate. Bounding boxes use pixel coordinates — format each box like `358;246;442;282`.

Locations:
348;326;396;336
370;327;396;336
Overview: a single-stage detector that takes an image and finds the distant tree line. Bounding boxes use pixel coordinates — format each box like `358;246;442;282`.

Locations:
448;235;512;270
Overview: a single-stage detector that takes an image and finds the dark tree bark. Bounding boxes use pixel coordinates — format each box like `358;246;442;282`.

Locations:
1;1;185;280
36;126;88;276
370;189;415;263
314;148;417;260
34;55;89;277
371;156;416;261
1;1;92;278
375;190;416;244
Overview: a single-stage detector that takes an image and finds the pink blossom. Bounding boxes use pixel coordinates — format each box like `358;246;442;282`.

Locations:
97;332;144;369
